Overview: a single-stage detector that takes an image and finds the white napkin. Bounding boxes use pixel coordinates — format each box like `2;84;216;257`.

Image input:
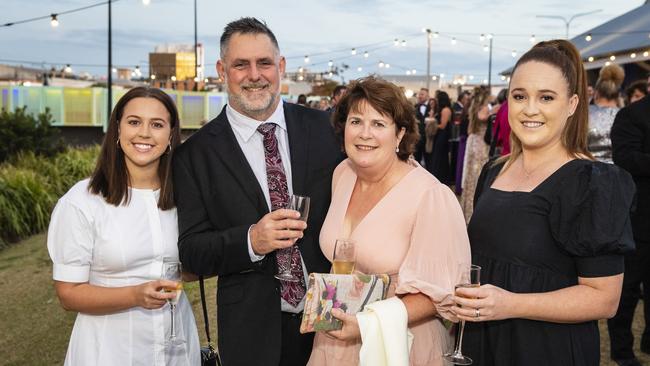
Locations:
356;296;414;366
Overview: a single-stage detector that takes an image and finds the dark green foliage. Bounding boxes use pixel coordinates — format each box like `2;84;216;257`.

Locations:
0;107;66;163
0;146;99;246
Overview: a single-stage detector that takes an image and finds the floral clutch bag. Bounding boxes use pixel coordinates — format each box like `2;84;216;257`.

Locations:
299;273;391;333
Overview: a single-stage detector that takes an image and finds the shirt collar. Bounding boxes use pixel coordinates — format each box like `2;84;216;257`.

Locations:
226;100;286;142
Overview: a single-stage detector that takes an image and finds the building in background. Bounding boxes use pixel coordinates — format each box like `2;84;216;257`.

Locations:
149;43;205;82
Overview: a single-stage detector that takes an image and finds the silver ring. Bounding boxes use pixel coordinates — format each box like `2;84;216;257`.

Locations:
475;308;480;318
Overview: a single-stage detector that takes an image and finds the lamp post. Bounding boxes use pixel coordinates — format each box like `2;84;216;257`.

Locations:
194;0;198;91
536;9;602;39
488;38;493;89
107;0;112;126
425;29;432;91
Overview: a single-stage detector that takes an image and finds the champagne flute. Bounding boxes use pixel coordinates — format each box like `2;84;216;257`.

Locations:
332;239;356;274
274;195;310;281
161;258;184;345
443;264;481;365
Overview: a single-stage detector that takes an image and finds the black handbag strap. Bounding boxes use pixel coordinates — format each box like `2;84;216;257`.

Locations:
199;276;212;344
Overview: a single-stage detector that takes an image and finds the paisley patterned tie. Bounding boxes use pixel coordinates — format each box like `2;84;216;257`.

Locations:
257;123;306;307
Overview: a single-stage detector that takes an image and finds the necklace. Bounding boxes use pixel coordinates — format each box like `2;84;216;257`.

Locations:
521;158;545;180
513;158;548;192
521;162;534;179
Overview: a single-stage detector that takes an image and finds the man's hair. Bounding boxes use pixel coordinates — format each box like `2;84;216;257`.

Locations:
458;90;470;101
220;17;279;59
332;85;347;98
419;88;429;92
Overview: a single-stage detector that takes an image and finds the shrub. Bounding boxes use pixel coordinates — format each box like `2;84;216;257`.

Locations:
0;146;98;245
0;167;56;243
0;107;65;163
54;146;99;193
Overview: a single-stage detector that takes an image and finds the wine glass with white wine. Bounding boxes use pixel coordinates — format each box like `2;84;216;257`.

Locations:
161;258;184;346
332;239;356;274
443;264;481;365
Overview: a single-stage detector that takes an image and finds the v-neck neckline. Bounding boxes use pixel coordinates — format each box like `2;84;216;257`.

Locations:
339;163;419;239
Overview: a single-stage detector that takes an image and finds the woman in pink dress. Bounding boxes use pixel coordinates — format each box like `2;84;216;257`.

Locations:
307;76;471;366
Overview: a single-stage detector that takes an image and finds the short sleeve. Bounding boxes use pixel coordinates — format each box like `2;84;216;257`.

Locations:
548;162;636;277
47;197;94;282
395;183;472;321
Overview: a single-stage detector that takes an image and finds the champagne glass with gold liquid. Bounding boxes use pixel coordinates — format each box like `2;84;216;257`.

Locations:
443;264;481;365
162;258;184;345
332;239;356;274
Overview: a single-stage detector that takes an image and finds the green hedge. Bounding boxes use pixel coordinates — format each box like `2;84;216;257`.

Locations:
0;146;99;248
0;107;65;163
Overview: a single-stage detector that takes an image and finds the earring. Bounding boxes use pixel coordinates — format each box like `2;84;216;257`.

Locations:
116;138;120;149
395;147;400;153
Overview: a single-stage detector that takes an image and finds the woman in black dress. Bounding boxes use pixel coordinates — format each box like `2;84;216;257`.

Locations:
451;40;636;365
425;90;452;184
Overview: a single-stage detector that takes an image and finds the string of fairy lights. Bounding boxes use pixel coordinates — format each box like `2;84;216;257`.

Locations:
3;1;650;85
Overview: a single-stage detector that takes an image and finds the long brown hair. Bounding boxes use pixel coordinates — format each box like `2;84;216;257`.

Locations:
468;86;490;135
502;39;592;166
88;87;181;209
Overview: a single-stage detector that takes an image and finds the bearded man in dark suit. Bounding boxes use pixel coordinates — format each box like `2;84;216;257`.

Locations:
172;17;340;366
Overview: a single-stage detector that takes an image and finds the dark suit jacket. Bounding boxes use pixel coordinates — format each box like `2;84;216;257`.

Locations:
414;102;430;124
413;103;429;161
611;95;650;241
172;103;341;366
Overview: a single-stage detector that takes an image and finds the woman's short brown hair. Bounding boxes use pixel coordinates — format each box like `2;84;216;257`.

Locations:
331;76;419;161
88;87;181;210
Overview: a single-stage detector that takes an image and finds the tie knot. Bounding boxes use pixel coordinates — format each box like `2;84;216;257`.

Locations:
257;122;277;137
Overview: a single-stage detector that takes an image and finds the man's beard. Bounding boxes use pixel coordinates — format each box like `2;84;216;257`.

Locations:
227;80;278;118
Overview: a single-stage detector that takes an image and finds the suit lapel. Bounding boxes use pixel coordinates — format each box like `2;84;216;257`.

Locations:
207;108;268;216
284;103;309;196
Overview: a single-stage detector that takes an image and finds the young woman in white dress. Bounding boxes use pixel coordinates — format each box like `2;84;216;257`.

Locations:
47;87;200;365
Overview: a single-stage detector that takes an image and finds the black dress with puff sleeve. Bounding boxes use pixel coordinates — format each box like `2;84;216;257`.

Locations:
463;159;636;366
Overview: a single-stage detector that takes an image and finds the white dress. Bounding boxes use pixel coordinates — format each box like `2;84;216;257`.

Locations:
47;179;200;366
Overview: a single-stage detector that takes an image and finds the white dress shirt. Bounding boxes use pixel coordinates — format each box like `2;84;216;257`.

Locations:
47;180;200;366
226;101;308;312
418;104;427;116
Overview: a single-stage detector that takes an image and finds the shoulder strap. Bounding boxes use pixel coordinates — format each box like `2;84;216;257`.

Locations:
199;276;212;344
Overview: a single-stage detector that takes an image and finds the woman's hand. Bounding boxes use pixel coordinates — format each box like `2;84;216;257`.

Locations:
326;308;361;341
451;284;517;322
132;280;179;310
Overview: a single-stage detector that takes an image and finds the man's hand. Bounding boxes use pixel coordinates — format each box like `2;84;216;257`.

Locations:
250;209;307;255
